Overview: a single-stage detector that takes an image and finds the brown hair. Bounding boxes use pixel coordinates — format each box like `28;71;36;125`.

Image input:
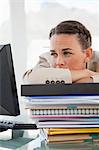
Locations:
49;20;92;50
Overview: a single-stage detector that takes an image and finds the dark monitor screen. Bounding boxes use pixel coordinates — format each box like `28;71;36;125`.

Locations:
0;44;20;116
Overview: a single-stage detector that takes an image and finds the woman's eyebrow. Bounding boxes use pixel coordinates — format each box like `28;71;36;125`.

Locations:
50;50;55;52
62;48;73;51
50;48;73;52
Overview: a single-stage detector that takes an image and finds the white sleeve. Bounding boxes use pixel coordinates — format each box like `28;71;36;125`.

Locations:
91;75;99;83
23;68;72;84
34;52;53;69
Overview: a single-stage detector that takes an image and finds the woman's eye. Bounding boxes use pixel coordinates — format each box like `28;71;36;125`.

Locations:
64;52;72;56
50;53;57;57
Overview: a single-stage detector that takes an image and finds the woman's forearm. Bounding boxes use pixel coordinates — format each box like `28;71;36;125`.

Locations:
71;69;99;82
74;77;93;83
23;68;99;84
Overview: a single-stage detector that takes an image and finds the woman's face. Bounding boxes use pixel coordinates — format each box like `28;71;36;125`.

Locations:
50;34;90;70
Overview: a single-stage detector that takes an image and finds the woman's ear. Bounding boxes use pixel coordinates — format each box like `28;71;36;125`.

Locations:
84;48;93;63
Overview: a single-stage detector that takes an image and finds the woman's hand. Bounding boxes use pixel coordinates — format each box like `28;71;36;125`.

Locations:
70;69;99;83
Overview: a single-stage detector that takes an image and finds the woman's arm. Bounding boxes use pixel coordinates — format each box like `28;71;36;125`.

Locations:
23;67;99;84
71;69;99;83
23;68;72;84
74;77;93;83
23;52;99;84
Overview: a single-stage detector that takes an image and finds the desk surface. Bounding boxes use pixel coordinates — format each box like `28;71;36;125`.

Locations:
1;138;99;150
1;131;99;150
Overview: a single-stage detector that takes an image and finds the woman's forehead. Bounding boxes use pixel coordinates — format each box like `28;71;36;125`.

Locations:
50;34;82;51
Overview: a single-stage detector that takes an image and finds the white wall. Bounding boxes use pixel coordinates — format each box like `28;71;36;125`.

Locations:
25;0;99;70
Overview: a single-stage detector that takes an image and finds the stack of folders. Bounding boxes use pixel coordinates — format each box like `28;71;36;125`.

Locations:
24;95;99;144
43;128;99;144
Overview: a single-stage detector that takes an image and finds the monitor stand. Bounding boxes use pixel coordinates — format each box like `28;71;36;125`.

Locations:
0;129;12;140
0;129;24;141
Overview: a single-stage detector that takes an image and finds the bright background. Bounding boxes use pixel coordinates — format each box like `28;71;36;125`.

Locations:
0;0;99;115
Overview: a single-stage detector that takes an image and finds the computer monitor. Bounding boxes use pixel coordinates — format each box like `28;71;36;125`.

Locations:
0;44;20;116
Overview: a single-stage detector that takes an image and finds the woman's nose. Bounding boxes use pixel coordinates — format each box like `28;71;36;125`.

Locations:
55;56;65;68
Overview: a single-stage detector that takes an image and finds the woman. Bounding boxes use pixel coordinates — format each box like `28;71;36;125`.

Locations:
23;20;99;84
